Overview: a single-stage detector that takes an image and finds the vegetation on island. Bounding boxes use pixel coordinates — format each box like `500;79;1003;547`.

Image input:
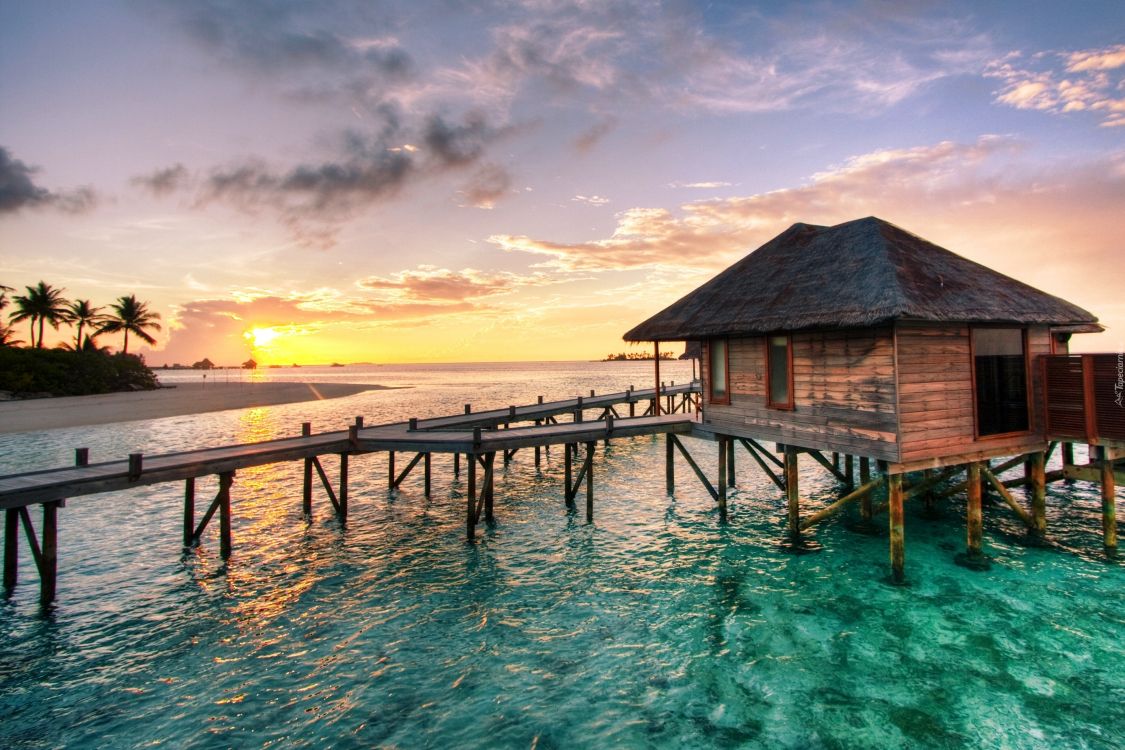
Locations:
603;351;677;361
0;281;162;398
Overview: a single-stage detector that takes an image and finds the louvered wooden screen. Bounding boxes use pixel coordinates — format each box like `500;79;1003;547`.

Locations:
1042;354;1125;442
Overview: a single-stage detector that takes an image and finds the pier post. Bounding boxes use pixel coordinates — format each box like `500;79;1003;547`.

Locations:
921;469;935;514
466;453;476;541
4;508;17;590
832;452;840;471
717;438;729;523
586;442;595;522
844;455;854;489
726;438;736;487
183;478;195;547
218;472;233;560
424;453;431;498
967;462;983;558
40;501;59;604
785;446;799;534
1062;442;1075;482
564;444;573;505
665;434;674;495
1099;447;1117;551
454;452;460;479
888;473;905;583
859;457;872;523
1030;451;1046;536
302;423;312;517
484;453;495;523
387;451;395;491
339;454;349;521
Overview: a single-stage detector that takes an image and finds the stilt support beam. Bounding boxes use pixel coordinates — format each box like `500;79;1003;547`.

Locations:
888;473;905;583
784;447;800;535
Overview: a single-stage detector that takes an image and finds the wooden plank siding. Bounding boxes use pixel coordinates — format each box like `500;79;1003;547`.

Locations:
895;323;1050;467
701;323;1056;471
702;329;901;461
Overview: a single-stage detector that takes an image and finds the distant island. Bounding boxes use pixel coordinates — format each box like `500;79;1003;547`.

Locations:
603;351;677;361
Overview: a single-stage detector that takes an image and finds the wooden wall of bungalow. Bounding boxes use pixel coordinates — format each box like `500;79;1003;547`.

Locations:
700;323;1058;471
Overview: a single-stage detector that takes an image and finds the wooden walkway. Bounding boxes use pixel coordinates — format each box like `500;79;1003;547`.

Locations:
1;382;701;604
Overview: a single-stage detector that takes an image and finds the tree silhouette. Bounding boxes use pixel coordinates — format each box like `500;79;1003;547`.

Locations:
99;294;162;355
67;299;106;350
8;281;71;348
0;284;18;346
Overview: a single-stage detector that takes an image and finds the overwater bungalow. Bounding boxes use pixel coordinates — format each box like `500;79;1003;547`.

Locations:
626;216;1121;580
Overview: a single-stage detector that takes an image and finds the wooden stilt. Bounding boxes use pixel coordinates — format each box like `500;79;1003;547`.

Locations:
183;477;195;547
844;455;854;488
921;469;935;513
888;473;904;583
564;443;574;506
40;501;58;604
967;462;983;558
1030;451;1045;536
860;457;873;523
585;442;595;522
1062;442;1075;483
339;454;349;521
832;452;840;471
665;434;674;494
218;472;233;560
466;454;477;540
784;447;799;534
454;452;460;479
302;422;312;517
1100;447;1117;551
4;508;18;590
484;452;495;523
726;438;735;487
717;438;728;523
424;453;431;498
387;450;395;491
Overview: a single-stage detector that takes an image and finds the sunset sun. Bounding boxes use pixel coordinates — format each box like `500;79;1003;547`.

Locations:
245;327;280;348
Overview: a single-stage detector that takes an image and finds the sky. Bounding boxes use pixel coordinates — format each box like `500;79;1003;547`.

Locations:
1;0;1122;366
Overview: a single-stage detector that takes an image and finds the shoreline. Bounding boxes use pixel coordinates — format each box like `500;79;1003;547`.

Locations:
0;381;391;434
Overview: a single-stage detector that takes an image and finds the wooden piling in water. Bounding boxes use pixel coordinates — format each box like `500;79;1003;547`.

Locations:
218;472;233;560
717;438;728;523
967;462;983;558
339;454;349;520
3;509;16;590
183;477;195;547
844;454;854;488
1030;451;1046;535
585;442;595;522
466;452;476;540
302;422;313;517
888;473;904;583
784;447;799;534
665;434;674;494
1099;447;1117;551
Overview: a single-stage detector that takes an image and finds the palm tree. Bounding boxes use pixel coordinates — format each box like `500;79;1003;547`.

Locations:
8;281;71;348
0;284;17;347
99;294;162;355
68;299;106;350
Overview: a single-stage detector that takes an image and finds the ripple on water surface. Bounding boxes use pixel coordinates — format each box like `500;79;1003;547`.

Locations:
1;363;1122;749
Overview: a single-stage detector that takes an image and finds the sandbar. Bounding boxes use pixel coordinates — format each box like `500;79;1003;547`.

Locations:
0;382;388;434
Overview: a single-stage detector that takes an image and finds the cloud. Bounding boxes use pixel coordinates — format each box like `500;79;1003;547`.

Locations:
669;181;734;189
356;266;549;301
138;110;507;246
985;44;1125;127
0;146;97;216
573;117;616;153
571;194;610;206
460;164;511;209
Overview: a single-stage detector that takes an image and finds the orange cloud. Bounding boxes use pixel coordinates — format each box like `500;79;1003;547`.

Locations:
986;45;1125;127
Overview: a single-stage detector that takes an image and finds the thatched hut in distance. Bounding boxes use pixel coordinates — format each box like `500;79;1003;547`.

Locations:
625;216;1114;580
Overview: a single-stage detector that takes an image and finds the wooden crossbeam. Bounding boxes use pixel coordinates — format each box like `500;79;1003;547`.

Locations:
310;457;341;514
392;452;425;488
807;450;848;483
738;439;785;491
902;465;963;501
669;435;718;501
980;464;1035;530
744;438;784;469
800;476;885;531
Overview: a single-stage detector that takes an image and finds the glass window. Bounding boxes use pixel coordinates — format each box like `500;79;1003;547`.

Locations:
767;335;791;408
709;339;728;403
972;328;1029;436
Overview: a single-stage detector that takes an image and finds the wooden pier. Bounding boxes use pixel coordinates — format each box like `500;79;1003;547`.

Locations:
1;381;700;604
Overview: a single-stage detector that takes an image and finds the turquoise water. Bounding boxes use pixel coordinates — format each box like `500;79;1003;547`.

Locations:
1;362;1122;749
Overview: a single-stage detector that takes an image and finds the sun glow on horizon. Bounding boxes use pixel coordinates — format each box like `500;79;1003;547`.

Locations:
245;327;280;349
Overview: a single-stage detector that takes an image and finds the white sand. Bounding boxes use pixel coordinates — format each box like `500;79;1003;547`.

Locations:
0;382;388;434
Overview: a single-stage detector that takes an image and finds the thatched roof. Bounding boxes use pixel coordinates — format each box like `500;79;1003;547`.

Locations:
624;217;1100;341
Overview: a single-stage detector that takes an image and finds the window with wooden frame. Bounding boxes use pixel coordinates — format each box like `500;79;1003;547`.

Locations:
971;327;1030;437
765;334;793;409
708;338;730;404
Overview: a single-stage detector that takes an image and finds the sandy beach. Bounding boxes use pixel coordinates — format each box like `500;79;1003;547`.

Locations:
0;382;388;434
